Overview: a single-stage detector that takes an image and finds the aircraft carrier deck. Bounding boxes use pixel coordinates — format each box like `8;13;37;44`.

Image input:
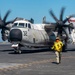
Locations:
0;42;75;75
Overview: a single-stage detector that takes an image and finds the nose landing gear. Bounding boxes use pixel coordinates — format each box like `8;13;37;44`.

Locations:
14;47;21;54
11;44;22;54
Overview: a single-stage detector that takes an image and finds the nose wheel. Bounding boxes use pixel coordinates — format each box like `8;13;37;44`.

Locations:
14;47;21;54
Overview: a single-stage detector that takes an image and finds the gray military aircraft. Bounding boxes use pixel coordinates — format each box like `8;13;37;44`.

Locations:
0;7;74;53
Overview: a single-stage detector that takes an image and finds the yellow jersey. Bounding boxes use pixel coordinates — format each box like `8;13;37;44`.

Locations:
51;41;63;52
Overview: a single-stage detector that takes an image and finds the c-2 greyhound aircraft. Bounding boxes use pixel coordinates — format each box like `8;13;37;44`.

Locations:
0;7;75;53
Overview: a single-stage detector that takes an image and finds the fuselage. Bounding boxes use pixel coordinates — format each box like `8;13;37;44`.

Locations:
9;20;55;47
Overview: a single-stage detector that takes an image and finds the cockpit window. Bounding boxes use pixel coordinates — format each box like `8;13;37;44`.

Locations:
26;23;27;27
13;23;18;27
28;23;31;28
13;23;24;27
19;23;24;27
13;23;31;28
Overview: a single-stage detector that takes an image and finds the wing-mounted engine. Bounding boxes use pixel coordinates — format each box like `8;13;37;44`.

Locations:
43;7;75;51
47;7;75;43
44;23;55;32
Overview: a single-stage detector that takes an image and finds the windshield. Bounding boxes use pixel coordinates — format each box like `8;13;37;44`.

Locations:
13;23;24;27
19;23;24;27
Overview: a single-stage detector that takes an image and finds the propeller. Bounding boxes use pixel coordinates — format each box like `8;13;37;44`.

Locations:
49;7;74;39
0;10;15;41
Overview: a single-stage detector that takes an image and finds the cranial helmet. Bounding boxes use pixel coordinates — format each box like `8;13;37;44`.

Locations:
56;37;60;40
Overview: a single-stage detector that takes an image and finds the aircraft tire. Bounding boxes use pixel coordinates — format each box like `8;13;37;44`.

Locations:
14;48;21;54
14;50;21;54
18;50;21;54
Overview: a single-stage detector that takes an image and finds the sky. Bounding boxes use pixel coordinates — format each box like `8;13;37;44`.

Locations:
0;0;75;42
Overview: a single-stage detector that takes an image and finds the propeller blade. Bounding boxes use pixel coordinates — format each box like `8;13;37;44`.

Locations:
4;26;10;30
63;14;75;23
60;24;74;30
60;7;65;21
3;10;11;22
62;27;68;38
49;10;59;22
68;25;74;29
5;20;15;26
5;17;17;26
5;21;12;26
54;25;58;31
57;27;63;36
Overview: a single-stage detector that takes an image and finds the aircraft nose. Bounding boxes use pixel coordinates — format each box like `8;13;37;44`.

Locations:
9;29;22;41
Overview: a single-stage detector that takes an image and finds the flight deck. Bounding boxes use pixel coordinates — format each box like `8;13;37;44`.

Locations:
0;43;75;75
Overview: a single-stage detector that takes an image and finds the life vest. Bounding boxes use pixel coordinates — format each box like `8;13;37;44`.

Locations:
52;41;63;52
